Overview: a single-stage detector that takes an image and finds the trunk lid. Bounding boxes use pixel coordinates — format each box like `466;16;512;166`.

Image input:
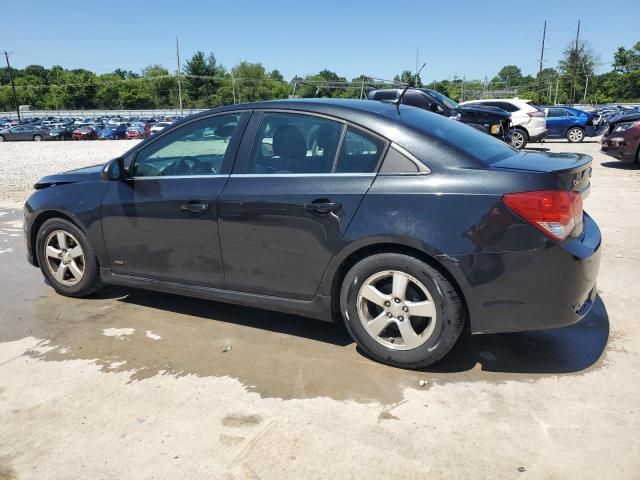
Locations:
491;151;592;193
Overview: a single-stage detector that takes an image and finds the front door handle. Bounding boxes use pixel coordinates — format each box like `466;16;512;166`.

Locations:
304;199;341;215
180;201;209;214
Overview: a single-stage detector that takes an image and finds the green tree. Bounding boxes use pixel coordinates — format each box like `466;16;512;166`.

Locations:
612;41;640;73
491;65;523;87
558;40;597;103
182;51;225;107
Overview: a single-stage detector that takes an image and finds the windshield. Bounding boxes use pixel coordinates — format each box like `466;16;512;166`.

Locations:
422;89;459;109
397;107;518;165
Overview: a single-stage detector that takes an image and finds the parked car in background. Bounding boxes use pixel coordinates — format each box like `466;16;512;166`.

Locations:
126;126;145;139
149;122;172;135
601;111;640;163
98;124;128;140
0;125;50;142
24;99;600;369
368;88;512;143
460;99;547;149
72;126;99;140
540;106;605;142
48;126;75;141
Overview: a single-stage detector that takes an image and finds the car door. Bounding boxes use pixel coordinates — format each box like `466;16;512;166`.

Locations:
9;126;25;140
218;111;387;300
100;111;250;287
545;108;568;136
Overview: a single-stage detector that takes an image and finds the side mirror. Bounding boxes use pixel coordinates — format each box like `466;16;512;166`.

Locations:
102;157;125;181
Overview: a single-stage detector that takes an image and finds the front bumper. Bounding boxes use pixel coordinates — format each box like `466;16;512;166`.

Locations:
600;135;637;161
440;213;601;334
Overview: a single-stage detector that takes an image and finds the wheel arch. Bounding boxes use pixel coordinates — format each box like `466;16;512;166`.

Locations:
327;242;469;325
29;210;87;267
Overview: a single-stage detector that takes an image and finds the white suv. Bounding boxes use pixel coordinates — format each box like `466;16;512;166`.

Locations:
460;99;547;149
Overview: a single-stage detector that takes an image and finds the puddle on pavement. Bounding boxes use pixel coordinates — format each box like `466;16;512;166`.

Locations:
0;208;612;405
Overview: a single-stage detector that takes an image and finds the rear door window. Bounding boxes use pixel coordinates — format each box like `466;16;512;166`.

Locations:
336;128;385;173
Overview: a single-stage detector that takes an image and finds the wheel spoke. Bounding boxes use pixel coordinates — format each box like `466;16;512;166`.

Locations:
360;284;390;307
68;245;83;259
392;272;409;301
46;245;61;258
56;231;68;250
397;320;421;349
54;263;68;283
365;312;393;338
68;261;83;280
406;300;436;318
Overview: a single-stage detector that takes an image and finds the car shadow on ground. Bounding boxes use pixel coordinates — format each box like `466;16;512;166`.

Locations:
110;286;609;376
601;161;640;170
109;286;354;347
425;295;609;375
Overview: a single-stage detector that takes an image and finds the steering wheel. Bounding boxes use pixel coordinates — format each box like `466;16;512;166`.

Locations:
167;156;216;176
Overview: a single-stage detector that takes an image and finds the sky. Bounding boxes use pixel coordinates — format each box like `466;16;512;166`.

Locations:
2;0;639;82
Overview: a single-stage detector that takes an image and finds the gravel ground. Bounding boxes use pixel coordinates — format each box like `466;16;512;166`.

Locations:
0;140;140;201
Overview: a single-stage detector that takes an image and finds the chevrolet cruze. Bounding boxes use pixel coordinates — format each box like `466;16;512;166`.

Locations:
24;99;601;368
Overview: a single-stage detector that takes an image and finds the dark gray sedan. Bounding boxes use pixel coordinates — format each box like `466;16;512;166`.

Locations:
0;125;50;142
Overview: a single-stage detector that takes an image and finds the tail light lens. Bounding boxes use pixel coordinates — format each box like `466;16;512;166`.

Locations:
503;190;583;241
527;111;546;118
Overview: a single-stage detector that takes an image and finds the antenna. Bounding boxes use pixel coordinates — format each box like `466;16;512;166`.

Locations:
396;62;426;109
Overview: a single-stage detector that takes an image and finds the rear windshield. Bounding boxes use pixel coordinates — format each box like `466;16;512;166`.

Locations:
397;107;518;165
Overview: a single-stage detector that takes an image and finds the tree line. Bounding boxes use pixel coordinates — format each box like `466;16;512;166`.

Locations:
1;40;638;112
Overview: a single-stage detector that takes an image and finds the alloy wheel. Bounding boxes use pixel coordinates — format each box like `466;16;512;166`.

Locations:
356;270;438;351
44;230;85;286
568;128;584;142
510;131;525;149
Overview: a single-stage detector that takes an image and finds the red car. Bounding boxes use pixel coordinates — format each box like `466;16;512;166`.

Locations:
72;126;98;140
126;127;145;139
601;112;640;164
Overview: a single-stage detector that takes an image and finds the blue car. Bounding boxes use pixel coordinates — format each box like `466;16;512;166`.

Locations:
98;124;128;140
541;106;605;143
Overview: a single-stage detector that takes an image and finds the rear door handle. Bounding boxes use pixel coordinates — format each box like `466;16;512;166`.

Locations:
180;201;209;214
304;199;341;214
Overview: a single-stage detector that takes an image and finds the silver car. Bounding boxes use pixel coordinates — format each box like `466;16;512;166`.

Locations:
0;125;50;142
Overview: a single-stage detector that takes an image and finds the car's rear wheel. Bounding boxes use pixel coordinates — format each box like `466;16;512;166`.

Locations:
566;127;584;143
33;134;42;142
510;128;528;149
36;218;102;297
340;253;465;369
0;135;5;142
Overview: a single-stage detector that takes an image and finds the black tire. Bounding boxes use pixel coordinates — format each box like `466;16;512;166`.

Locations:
340;253;465;369
33;134;42;142
35;218;102;297
510;128;528;149
566;126;585;143
0;135;5;142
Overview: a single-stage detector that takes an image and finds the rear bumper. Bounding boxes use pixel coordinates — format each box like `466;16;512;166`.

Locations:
439;213;601;334
528;129;548;143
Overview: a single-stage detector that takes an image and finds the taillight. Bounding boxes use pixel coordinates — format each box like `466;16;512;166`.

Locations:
527;111;546;118
503;190;583;241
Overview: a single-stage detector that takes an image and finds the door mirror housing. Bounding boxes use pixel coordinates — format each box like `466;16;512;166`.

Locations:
102;157;125;180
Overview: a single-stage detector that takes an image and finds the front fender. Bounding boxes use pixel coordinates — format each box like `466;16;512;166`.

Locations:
24;182;108;267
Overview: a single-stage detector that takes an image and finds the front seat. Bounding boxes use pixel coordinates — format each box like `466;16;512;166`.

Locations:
272;125;307;173
312;124;341;172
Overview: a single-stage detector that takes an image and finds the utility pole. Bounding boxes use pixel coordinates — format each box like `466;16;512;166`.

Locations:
569;20;580;104
4;51;21;124
536;20;547;104
231;73;237;104
554;77;559;105
583;75;589;103
359;78;365;100
176;37;183;114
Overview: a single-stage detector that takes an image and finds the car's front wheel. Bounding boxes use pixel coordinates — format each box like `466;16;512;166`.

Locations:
33;134;42;141
566;127;585;143
35;218;102;297
340;253;465;369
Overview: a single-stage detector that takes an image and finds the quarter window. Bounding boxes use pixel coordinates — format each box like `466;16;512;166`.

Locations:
131;114;241;177
247;113;344;174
